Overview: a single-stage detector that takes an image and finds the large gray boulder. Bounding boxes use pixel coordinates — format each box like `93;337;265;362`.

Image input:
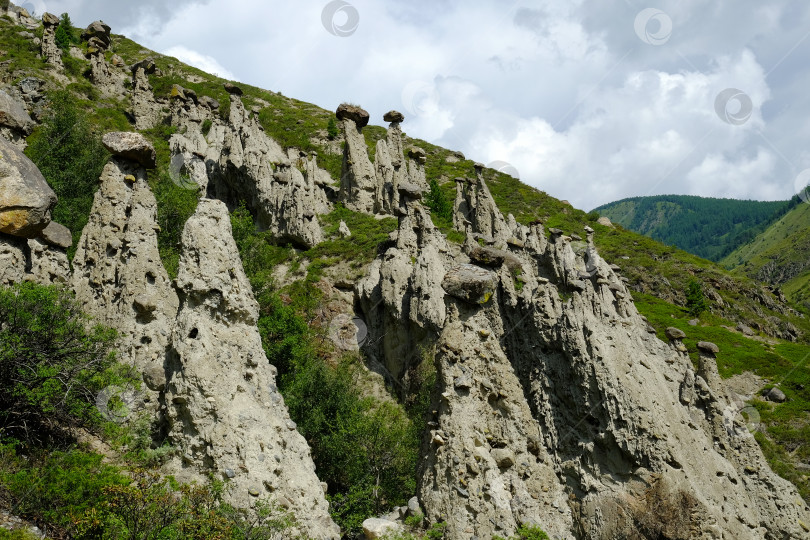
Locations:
81;20;112;49
336;103;369;128
0;136;57;238
0;90;35;135
442;264;497;305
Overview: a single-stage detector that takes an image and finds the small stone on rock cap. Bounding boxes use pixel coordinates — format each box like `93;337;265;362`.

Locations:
39;221;72;249
336;103;369;128
383;110;405;123
665;327;686;340
697;341;719;354
102;131;157;169
223;82;243;95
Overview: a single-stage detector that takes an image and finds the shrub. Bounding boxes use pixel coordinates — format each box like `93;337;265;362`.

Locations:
202;118;213;136
25;91;110;257
0;283;123;445
54;13;78;51
327;117;338;140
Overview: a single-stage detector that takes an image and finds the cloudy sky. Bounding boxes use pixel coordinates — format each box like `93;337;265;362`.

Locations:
25;0;810;210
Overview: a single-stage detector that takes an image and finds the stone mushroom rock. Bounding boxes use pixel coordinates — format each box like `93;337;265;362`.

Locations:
407;146;427;165
40;13;64;68
81;20;112;49
223;82;243;95
442;264;497;305
102;132;157;169
41;12;60;26
383;110;405;123
665;327;686;340
130;58;156;75
39;221;72;249
697;341;719;355
164;199;340;539
0;136;57;238
336;103;369;128
0;90;35;136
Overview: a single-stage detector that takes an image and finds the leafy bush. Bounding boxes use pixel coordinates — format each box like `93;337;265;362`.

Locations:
26;91;110;257
0;283;123;445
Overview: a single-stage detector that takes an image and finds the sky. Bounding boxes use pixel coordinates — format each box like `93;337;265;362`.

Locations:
23;0;810;210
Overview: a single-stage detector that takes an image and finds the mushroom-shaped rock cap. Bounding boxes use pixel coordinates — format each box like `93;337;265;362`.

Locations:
41;12;60;26
336;104;369;128
398;182;424;200
223;82;243;95
442;264;498;305
548;228;563;236
453;177;467;183
665;327;686;340
383;110;405;123
407;146;427;165
102;132;157;169
697;341;719;355
131;58;156;74
81;21;111;47
584;225;594;234
474;162;486;171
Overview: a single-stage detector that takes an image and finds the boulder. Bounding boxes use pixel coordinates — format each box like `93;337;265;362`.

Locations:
223;82;243;95
102;132;157;168
383;110;405;123
492;448;515;469
0;90;35;135
130;58;156;74
397;182;424;200
665;327;686;340
597;216;614;228
468;246;521;273
0;136;57;238
442;264;497;305
736;323;755;336
407;496;422;517
39;221;72;249
697;341;719;355
336;103;369;128
198;95;220;110
362;518;402;539
338;220;351;238
764;387;787;403
41;12;60;26
407;146;427;165
81;21;111;49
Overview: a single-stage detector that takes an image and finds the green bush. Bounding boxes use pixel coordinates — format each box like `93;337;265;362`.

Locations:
0;283;123;446
425;177;453;224
327;117;338;140
685;278;709;317
25;91;110;258
54;13;79;51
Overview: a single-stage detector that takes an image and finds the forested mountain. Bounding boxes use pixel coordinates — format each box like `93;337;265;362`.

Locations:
594;195;795;261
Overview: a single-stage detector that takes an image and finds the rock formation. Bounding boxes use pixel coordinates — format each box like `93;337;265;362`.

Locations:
130;58;164;130
338;104;377;214
356;173;810;538
163;199;340;539
0;136;56;237
0;90;36;147
40;13;63;69
71;134;179;401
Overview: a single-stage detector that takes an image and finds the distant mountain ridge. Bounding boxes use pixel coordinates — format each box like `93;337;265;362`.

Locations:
594;194;794;261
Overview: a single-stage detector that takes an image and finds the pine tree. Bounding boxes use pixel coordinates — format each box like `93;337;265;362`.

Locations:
685;278;709;317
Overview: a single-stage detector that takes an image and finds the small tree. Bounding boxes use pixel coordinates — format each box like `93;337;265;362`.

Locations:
326;117;339;140
54;13;79;51
425;177;453;224
685;278;709;317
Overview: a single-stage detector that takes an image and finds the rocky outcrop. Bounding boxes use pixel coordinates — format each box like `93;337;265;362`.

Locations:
163;199;339;539
0;136;56;238
0;90;36;146
130;58;164;130
453;164;510;244
339;105;376;214
71;143;179;400
358;173;810;539
40;13;63;69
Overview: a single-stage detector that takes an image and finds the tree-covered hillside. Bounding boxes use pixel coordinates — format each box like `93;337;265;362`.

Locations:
594;195;794;261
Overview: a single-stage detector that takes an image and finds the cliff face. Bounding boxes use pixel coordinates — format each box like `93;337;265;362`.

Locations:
0;8;808;539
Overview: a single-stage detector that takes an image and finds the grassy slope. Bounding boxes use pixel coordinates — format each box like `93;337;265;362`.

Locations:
2;14;810;503
723;202;810;308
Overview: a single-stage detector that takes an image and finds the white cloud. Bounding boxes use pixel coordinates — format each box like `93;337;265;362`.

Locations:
162;45;236;80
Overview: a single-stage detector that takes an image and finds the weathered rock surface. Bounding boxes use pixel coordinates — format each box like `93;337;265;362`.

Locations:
0;234;26;285
339;106;376;213
102;132;157;168
26;238;69;284
71;156;178;397
164;199;339;539
40;13;63;69
0;90;36;142
0;136;57;238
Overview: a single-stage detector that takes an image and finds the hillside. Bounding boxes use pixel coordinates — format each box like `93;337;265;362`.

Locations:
723;200;810;308
0;4;810;539
594;194;793;261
